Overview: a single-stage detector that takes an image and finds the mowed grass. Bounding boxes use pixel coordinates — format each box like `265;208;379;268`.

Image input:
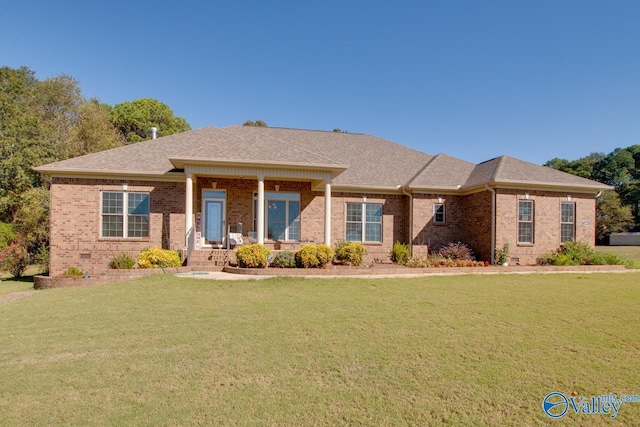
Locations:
1;273;640;426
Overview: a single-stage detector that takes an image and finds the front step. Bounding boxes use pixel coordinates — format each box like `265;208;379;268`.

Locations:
187;249;236;269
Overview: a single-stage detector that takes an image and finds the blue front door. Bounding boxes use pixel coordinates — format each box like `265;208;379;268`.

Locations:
205;200;224;244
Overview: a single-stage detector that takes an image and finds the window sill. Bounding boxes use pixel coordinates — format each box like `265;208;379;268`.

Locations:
517;243;534;247
98;237;150;242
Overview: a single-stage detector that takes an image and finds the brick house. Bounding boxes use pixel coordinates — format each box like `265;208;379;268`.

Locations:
35;126;611;275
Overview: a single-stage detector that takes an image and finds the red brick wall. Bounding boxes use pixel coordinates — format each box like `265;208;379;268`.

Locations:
495;189;597;265
412;194;466;256
461;191;493;262
49;178;185;276
49;176;598;274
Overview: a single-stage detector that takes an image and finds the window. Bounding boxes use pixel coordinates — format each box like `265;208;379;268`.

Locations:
561;202;575;242
433;203;445;224
102;192;149;238
518;200;534;244
346;202;382;242
253;192;300;241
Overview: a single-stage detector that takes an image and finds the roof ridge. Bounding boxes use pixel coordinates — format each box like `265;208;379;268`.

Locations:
251;128;344;165
492;155;508;181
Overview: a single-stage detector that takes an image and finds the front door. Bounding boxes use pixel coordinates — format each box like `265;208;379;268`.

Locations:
202;190;226;246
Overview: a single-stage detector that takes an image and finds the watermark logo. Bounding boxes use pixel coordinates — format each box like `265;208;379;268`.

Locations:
543;392;639;419
542;392;569;418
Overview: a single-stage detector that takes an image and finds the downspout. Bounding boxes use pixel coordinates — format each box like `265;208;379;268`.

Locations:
486;184;496;264
401;186;413;256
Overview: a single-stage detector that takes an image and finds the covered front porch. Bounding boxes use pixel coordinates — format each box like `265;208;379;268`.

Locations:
170;158;347;266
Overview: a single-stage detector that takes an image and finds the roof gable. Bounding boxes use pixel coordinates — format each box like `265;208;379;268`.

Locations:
463;156;611;191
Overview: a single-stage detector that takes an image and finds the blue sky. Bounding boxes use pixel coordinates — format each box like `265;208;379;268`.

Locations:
2;0;639;165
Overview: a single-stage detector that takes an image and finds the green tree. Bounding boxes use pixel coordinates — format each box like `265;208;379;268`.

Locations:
596;191;634;244
12;187;49;255
110;98;191;143
0;66;128;265
243;119;268;127
544;152;605;179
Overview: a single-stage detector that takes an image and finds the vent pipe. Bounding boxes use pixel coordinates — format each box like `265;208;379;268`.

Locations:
150;127;158;140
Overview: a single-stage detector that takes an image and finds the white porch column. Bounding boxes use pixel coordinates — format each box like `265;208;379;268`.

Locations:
257;175;265;244
324;182;332;246
185;172;194;247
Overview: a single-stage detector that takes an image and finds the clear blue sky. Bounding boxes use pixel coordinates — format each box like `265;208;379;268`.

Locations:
2;0;639;165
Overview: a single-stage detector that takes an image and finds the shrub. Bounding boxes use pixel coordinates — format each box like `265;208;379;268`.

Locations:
295;244;334;268
110;252;136;269
34;244;49;272
270;251;296;268
63;266;84;277
316;244;334;267
405;253;486;268
236;244;271;268
137;247;182;268
0;222;16;249
0;243;29;278
390;241;410;265
495;243;510;265
537;241;627;266
334;241;367;266
439;242;474;260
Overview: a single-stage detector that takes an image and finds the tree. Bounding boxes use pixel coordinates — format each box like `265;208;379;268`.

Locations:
110;98;191;143
592;148;635;186
596;191;634;244
544;152;605;179
547;146;640;234
243;120;268;127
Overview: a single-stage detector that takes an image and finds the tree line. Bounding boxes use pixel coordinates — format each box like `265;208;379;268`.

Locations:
545;145;640;242
0;66;190;273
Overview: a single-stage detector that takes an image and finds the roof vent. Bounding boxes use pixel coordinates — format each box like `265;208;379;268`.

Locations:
150;127;158;140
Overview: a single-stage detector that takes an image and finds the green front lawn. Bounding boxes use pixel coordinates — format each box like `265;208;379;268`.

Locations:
1;273;639;425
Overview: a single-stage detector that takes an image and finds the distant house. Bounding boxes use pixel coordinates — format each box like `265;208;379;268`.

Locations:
35;126;611;275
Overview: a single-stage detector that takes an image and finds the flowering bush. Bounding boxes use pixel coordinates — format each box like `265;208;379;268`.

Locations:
334;241;366;266
0;243;29;278
137;247;182;268
295;244;334;268
236;244;271;268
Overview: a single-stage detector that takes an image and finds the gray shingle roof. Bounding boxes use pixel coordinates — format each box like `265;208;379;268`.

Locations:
408;153;477;190
463;156;612;191
35;126;610;192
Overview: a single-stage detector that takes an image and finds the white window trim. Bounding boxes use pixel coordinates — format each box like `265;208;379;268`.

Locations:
345;202;383;243
253;192;301;242
560;202;576;243
100;191;150;238
518;199;534;244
